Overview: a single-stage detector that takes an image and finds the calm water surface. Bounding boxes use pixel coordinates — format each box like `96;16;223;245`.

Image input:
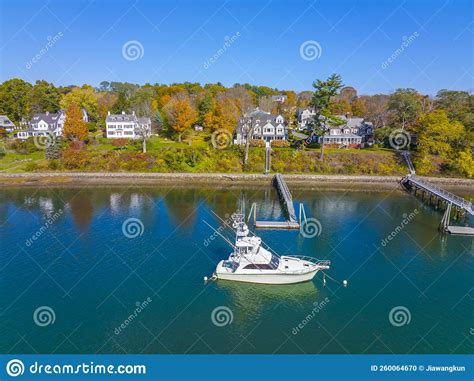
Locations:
0;185;472;354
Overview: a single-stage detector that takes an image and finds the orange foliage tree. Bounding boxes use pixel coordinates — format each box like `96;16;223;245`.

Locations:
163;96;198;142
64;104;88;141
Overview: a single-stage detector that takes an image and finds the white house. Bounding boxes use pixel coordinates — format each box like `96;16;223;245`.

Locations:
0;115;16;132
319;115;373;148
18;110;66;139
106;111;151;139
234;108;287;144
297;107;316;129
17;109;89;139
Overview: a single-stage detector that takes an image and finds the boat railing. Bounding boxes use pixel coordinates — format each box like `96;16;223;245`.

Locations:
284;255;330;267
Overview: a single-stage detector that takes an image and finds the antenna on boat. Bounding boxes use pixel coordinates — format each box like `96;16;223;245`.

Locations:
209;209;281;258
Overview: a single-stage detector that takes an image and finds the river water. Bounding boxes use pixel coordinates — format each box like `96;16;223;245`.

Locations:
0;185;472;354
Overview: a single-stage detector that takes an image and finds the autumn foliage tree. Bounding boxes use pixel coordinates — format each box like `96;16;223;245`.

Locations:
163;96;198;142
64;104;88;142
203;98;239;132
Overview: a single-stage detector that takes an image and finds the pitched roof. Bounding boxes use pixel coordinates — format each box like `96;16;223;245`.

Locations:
137;117;151;124
0;115;15;128
106;112;137;123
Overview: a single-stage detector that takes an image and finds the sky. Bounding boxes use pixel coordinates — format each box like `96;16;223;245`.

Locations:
0;0;472;95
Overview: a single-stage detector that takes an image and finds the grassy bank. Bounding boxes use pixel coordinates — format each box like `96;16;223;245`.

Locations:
0;136;467;178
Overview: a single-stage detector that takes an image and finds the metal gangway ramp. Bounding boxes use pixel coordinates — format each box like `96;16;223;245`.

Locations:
403;175;473;216
273;173;298;223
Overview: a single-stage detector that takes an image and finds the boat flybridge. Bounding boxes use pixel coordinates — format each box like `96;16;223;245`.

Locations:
214;213;330;285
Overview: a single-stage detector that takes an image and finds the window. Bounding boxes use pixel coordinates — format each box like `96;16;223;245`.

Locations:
243;263;274;270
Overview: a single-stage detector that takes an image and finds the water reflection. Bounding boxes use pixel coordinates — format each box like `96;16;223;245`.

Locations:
216;280;318;319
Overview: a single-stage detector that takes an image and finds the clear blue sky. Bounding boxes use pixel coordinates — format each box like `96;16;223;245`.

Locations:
0;0;472;95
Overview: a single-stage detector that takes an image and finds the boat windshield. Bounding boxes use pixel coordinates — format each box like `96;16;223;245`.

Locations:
270;254;280;269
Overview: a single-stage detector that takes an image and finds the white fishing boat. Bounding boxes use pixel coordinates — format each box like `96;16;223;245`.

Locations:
213;213;330;285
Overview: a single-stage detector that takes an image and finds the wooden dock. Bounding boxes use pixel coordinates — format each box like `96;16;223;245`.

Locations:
446;226;474;236
254;220;300;229
439;203;474;236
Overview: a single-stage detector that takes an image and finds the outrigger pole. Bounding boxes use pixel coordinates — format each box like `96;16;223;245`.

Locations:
202;220;236;249
209;209;281;258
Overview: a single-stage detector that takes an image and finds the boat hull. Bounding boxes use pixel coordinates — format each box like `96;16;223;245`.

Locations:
216;268;320;285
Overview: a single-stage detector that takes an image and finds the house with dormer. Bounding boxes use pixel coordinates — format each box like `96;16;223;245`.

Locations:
319;115;374;148
297;107;317;129
0;115;16;132
17;110;66;139
17;109;89;139
234;108;287;144
106;111;151;139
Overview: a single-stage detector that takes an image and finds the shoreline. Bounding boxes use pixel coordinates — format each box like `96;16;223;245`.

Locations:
0;172;472;193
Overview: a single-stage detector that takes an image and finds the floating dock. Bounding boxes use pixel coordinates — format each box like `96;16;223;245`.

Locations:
439;203;474;236
251;174;303;230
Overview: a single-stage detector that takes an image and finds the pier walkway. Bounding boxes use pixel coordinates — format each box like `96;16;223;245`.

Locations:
251;174;302;230
403;175;473;216
272;173;298;223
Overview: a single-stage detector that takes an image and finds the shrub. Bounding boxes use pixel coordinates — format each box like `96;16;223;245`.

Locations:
271;140;290;148
61;148;91;169
111;138;129;148
9;138;40;154
249;139;265;147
